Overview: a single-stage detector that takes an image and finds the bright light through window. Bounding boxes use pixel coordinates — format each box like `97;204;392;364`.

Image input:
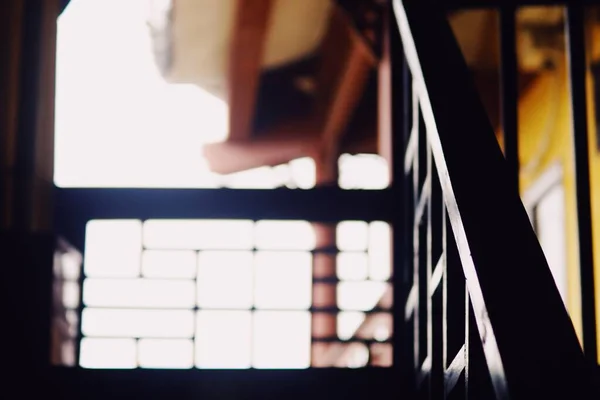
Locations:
55;0;315;189
78;219;393;369
338;154;390;190
55;1;392;190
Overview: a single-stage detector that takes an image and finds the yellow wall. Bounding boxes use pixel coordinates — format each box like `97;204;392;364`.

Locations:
516;63;584;345
515;52;600;360
587;23;600;362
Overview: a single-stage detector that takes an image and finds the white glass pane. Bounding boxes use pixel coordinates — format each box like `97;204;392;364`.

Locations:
253;311;311;369
143;220;254;250
61;340;76;366
221;167;280;189
142;250;197;278
336;221;368;251
535;184;568;304
66;310;79;337
337;282;388;311
84;220;142;277
82;308;194;338
340;343;369;368
55;0;229;189
138;339;194;369
289;157;316;189
83;279;195;308
195;311;252;369
255;220;316;250
337;312;366;340
80;338;136;369
338;153;389;190
272;164;293;188
371;314;393;342
60;252;82;280
62;281;80;309
254;252;312;309
336;252;368;280
197;251;253;309
369;222;392;281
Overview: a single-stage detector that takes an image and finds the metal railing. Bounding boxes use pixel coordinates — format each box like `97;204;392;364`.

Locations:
393;0;597;397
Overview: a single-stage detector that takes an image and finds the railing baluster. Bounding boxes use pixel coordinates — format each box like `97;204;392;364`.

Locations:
565;3;598;362
395;0;593;397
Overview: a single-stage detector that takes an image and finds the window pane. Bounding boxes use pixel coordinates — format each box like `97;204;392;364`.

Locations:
337;312;366;340
338;154;389;190
339;343;369;368
337;282;388;311
66;310;79;338
289;157;316;189
221;166;283;189
142;250;197;279
195;311;252;369
143;220;254;250
254;252;312;310
535;184;567;303
84;220;142;277
369;222;392;281
82;309;194;338
80;338;136;369
370;343;393;367
339;312;392;341
83;279;195;308
255;220;316;250
369;313;393;342
336;221;368;251
58;251;82;281
197;251;253;309
60;340;77;367
138;339;194;369
62;281;80;309
336;252;368;280
253;311;311;369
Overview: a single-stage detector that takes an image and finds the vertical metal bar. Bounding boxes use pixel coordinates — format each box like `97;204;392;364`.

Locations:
426;137;433;393
413;112;420;372
500;6;520;194
401;43;416;390
565;4;598;361
442;209;448;371
464;289;470;399
14;0;43;231
389;2;408;371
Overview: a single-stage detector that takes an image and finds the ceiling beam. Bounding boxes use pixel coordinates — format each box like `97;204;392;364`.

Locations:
227;0;273;141
315;7;376;169
203;119;319;174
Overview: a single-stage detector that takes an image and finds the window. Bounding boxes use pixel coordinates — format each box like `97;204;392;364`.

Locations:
523;164;568;304
53;0;395;371
73;219;393;369
54;0;388;190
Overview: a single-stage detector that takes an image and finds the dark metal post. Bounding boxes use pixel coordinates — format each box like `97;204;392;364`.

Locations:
13;0;44;231
565;4;598;361
386;1;410;386
500;6;520;194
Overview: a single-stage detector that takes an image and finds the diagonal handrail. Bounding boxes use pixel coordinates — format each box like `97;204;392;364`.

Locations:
393;0;591;397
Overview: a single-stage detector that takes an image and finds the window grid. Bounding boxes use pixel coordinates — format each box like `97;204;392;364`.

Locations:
75;219;393;369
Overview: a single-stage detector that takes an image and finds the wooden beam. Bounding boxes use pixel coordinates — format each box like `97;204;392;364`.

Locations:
227;0;273;141
203;120;319;174
315;6;376;169
378;7;393;183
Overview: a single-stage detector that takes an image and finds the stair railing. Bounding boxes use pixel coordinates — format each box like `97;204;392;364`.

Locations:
392;0;596;398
